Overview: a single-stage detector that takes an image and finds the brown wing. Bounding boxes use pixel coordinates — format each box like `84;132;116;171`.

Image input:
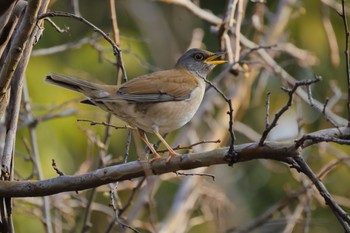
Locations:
101;69;200;103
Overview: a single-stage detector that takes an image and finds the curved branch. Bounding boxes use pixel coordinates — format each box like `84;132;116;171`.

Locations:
38;11;128;82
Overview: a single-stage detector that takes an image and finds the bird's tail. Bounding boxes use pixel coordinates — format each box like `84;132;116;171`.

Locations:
45;73;112;99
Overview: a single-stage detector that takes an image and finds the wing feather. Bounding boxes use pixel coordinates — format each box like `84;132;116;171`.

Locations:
99;69;200;103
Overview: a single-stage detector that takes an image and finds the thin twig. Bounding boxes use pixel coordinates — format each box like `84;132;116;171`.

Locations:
264;92;271;130
322;98;329;114
239;34;347;126
44;17;69;33
202;78;236;164
295;135;350;148
19;109;76;130
156;139;221;154
123;130;132;163
340;0;350;126
77;119;134;131
32;35;100;56
105;183;140;233
306;75;338;127
109;0;120;46
118;177;146;217
219;0;237;63
51;159;64;176
38;11;128;82
237;44;277;65
175;171;215;181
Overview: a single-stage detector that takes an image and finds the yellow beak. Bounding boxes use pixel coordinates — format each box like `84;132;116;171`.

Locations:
204;52;227;65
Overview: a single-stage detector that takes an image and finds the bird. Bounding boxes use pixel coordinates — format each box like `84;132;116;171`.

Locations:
45;48;226;160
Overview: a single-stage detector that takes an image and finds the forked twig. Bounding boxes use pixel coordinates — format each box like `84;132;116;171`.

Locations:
295;134;350;148
38;11;128;82
106;182;140;233
259;78;321;146
306;75;338;126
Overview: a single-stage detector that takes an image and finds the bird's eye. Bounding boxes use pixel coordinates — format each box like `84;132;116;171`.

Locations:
194;53;204;61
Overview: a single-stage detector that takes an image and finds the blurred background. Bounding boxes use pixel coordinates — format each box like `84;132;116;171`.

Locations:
11;0;350;232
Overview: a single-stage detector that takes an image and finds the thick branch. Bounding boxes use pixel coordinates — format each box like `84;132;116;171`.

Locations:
0;0;41;117
1;126;350;198
0;141;299;198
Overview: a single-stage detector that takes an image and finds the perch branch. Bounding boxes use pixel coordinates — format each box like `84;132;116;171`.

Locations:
0;141;299;198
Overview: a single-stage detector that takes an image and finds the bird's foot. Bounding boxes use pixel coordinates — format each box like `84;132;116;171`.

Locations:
165;151;180;163
148;154;163;163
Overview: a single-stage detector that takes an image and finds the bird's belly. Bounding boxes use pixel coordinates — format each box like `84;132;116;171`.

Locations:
98;85;204;134
141;87;204;133
141;101;198;133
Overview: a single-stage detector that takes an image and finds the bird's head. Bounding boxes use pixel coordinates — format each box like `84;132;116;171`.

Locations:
175;48;227;78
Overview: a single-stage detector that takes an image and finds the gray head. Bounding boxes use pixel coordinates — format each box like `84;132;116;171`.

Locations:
175;48;226;78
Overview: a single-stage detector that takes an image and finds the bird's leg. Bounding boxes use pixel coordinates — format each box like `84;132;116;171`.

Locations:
151;126;180;160
137;129;162;159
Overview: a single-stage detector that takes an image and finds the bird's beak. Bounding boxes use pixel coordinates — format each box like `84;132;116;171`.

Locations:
204;52;227;65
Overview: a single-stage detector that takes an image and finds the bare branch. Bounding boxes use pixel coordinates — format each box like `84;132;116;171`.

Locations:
264;92;271;130
38;11;128;82
0;140;301;197
202;78;237;163
259;78;321;146
175;171;215;181
32;36;99;56
0;0;41;117
77;119;134;131
293;157;350;230
156;139;221;154
51;159;64;176
239;34;347;126
340;0;350;126
295;127;350;148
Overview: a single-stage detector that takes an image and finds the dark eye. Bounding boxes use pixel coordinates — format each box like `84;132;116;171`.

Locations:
194;53;204;61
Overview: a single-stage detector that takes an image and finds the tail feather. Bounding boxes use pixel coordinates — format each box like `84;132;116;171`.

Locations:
45;73;111;98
